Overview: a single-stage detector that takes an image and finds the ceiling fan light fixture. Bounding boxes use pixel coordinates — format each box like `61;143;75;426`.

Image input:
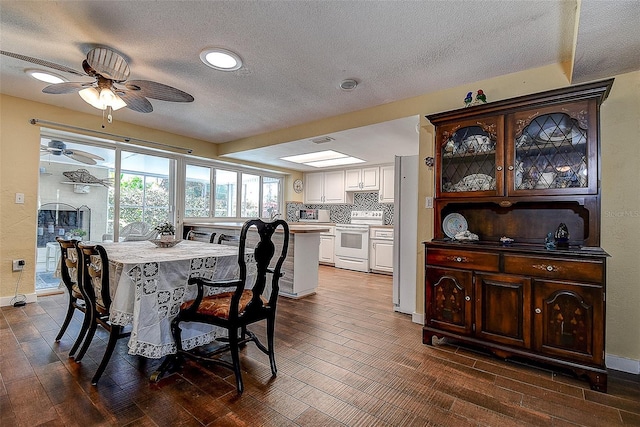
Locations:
79;87;126;111
200;48;242;71
25;69;66;84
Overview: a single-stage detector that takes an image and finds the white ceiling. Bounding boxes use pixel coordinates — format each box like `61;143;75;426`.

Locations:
1;1;638;172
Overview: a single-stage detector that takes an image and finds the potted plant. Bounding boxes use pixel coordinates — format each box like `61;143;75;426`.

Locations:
154;222;175;242
69;228;87;240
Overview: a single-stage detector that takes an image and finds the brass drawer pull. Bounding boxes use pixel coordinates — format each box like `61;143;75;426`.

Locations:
465;296;471;301
532;264;559;272
447;256;468;263
535;308;542;314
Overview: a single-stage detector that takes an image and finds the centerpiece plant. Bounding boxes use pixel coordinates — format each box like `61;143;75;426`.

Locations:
154;222;176;241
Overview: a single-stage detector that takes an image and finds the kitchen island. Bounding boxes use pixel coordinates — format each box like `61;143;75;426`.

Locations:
183;221;329;298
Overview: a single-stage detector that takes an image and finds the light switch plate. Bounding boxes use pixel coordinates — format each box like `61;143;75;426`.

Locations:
425;196;433;208
15;193;24;204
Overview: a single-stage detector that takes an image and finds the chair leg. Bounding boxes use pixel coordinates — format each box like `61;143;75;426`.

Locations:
74;316;98;362
69;307;92;357
92;325;122;385
229;328;244;394
267;316;277;376
55;298;77;342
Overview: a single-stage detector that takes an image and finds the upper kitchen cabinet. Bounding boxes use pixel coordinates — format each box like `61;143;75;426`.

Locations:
345;167;379;191
378;165;395;203
304;170;345;204
429;80;613;200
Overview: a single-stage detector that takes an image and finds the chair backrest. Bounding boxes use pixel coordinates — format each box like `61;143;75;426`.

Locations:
120;221;153;241
186;229;216;243
77;242;111;312
56;237;78;291
217;233;240;245
237;219;289;309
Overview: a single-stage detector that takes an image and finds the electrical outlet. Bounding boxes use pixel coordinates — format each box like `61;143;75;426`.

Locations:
12;259;25;272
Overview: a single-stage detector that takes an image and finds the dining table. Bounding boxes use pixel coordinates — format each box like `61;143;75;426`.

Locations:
95;239;255;359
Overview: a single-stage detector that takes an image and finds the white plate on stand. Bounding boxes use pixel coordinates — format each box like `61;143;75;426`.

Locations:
443;213;468;238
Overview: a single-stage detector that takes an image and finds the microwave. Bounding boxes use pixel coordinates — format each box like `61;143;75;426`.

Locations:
299;209;330;222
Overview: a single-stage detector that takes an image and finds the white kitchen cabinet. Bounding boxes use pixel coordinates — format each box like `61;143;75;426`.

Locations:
379;165;394;202
369;227;394;274
304;170;345;204
345;167;379;191
319;226;335;265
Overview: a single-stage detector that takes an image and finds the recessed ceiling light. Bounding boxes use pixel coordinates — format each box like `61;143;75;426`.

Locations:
339;79;358;91
25;69;67;84
200;48;242;71
280;150;364;168
281;150;346;164
306;157;364;168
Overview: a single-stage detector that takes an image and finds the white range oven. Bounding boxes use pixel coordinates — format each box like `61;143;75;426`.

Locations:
334;210;384;272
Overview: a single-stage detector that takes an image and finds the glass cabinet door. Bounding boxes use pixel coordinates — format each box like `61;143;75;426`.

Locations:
508;101;597;195
437;116;504;198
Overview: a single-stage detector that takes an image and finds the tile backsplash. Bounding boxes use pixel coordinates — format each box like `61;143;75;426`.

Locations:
286;192;394;225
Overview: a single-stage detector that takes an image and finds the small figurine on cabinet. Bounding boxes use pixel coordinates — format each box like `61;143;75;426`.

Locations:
554;223;570;248
463;90;488;107
464;91;473;107
545;233;556;250
476;89;487;104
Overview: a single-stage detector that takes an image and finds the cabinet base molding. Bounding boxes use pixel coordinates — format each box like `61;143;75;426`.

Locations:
423;328;608;392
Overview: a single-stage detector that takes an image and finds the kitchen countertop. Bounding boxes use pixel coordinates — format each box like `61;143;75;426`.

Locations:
184;221;330;234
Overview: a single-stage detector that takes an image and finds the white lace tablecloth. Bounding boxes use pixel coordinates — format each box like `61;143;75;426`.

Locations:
98;240;254;358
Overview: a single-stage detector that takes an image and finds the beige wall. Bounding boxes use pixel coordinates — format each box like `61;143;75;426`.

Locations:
1;65;638;369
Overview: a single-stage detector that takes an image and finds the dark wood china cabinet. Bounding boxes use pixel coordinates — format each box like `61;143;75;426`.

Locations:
423;79;613;392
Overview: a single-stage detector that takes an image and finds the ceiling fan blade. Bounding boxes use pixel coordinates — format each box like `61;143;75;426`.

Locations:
40;145;63;153
42;81;92;94
65;149;104;161
117;91;154;113
65;152;97;165
125;80;194;103
0;50;86;77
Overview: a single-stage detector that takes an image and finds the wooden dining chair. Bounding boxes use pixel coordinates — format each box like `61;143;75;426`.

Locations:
186;229;217;243
54;237;88;356
152;219;289;393
217;233;240;245
75;242;131;385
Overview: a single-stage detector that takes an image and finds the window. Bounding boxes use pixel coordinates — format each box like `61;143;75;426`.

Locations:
215;169;237;217
186;165;283;220
262;176;281;218
115;151;174;234
185;165;211;217
241;173;260;218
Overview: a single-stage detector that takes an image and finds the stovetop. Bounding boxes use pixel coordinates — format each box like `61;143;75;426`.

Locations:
349;210;384;225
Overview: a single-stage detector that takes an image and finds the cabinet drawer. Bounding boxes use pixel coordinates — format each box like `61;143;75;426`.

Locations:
503;255;604;283
426;248;499;272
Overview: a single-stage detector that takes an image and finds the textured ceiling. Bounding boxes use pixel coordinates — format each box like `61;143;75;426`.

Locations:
1;1;638;171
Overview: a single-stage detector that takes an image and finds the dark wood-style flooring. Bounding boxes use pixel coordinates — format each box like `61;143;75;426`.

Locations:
1;266;638;426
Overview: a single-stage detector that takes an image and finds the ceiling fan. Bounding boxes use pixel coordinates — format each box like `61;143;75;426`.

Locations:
1;47;194;125
41;140;104;165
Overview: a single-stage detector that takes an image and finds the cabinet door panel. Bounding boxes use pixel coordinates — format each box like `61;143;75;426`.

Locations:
533;280;604;365
425;267;473;335
508;100;598;195
436;115;504;198
475;273;531;348
323;170;345;203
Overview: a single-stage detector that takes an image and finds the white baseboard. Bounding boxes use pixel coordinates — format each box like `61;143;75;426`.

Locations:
606;354;640;375
0;292;38;307
412;312;424;324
